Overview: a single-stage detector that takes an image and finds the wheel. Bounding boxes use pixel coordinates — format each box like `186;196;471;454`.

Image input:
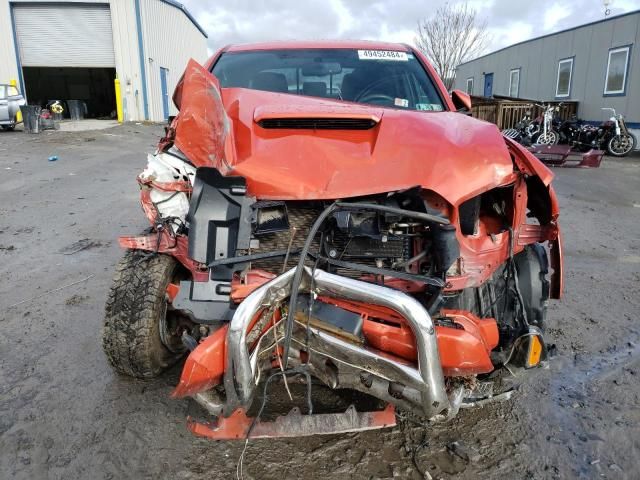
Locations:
607;133;636;157
535;131;558;145
103;249;188;378
514;244;549;329
2;114;18;131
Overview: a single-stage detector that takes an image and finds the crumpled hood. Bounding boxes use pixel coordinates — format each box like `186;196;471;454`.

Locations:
223;88;513;205
172;60;517;206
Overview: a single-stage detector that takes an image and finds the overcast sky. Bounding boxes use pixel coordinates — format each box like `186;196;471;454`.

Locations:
180;0;638;57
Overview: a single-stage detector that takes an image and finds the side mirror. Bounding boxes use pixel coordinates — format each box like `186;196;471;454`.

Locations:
451;89;471;112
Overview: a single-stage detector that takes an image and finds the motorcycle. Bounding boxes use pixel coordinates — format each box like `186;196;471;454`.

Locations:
502;108;535;145
559;108;636;157
533;104;562;145
503;103;562;146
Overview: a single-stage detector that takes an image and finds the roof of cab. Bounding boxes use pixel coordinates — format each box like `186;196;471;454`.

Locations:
225;40;413;52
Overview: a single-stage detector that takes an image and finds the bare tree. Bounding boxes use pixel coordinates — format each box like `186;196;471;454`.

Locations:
415;2;489;91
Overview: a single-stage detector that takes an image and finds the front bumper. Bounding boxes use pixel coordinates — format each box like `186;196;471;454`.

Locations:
179;266;451;419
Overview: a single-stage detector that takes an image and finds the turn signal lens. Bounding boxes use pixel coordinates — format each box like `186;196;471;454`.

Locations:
526;335;543;368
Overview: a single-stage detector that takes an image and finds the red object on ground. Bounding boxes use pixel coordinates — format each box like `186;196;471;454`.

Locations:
186;404;397;440
527;145;604;168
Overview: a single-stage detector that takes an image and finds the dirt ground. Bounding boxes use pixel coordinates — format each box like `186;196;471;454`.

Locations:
1;124;639;480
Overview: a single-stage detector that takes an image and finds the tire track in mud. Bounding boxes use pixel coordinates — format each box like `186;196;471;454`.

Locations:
534;335;640;479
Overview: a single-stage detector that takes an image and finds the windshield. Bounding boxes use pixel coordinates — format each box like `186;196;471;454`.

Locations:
212;49;445;112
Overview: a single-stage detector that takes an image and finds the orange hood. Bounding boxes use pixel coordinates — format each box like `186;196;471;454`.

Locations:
173;60;538;206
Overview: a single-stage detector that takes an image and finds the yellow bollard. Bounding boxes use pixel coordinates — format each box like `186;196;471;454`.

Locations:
114;78;124;123
10;79;22;123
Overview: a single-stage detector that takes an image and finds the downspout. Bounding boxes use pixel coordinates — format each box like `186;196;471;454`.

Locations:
134;0;149;120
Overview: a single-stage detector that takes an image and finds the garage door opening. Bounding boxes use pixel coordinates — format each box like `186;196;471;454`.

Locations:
22;67;117;119
13;3;117;121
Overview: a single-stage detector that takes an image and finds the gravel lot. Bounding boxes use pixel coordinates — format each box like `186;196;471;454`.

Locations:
1;124;639;480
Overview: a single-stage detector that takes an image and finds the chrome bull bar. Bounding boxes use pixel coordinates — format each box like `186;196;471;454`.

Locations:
222;267;450;418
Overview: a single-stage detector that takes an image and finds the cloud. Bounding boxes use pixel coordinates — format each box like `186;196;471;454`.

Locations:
543;2;573;31
180;0;637;58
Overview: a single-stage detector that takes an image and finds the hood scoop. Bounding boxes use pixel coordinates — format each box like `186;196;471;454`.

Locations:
254;103;382;130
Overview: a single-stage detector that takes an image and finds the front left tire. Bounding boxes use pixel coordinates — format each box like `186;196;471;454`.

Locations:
102;249;185;378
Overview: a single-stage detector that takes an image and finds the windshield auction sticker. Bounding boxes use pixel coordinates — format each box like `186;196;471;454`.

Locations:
358;50;408;61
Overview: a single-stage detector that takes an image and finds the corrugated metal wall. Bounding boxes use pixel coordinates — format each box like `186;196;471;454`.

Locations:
13;3;115;67
454;12;640;123
0;0;22;87
139;0;208;121
0;0;207;122
109;0;147;122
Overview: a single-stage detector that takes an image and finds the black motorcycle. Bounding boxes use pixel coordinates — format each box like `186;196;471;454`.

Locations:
503;104;562;146
559;108;637;157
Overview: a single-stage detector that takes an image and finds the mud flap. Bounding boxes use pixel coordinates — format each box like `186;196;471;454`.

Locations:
187;404;396;439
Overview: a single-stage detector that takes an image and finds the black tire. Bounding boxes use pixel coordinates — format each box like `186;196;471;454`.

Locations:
1;125;15;131
103;249;184;378
514;244;549;329
607;133;637;157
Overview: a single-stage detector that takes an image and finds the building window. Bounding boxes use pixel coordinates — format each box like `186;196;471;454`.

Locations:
604;46;631;95
509;68;520;97
555;58;573;98
466;77;474;95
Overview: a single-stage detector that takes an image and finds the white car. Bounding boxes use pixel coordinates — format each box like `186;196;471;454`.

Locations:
0;84;25;131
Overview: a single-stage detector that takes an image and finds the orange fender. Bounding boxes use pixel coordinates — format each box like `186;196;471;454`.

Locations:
171;325;228;398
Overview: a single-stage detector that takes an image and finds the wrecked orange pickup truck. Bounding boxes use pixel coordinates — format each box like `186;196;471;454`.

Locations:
103;41;563;439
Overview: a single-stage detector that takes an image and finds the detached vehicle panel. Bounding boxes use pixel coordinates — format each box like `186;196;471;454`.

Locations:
104;42;563;438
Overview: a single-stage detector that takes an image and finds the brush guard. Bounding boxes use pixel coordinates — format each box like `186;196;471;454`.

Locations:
180;266;454;438
224;267;449;417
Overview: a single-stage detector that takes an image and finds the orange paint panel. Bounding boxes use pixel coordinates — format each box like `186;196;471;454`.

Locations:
230;269;276;303
171;325;228;398
361;309;498;376
173;59;230;169
166;283;180;303
169;57;514;204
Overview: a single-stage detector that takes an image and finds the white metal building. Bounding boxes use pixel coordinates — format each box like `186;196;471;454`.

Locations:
454;10;640;134
0;0;208;122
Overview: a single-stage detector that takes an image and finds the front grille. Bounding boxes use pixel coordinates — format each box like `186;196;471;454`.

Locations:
329;230;405;259
258;117;377;130
237;204;406;279
236;205;321;273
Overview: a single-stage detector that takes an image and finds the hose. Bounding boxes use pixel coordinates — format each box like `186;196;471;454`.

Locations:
281;201;449;368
